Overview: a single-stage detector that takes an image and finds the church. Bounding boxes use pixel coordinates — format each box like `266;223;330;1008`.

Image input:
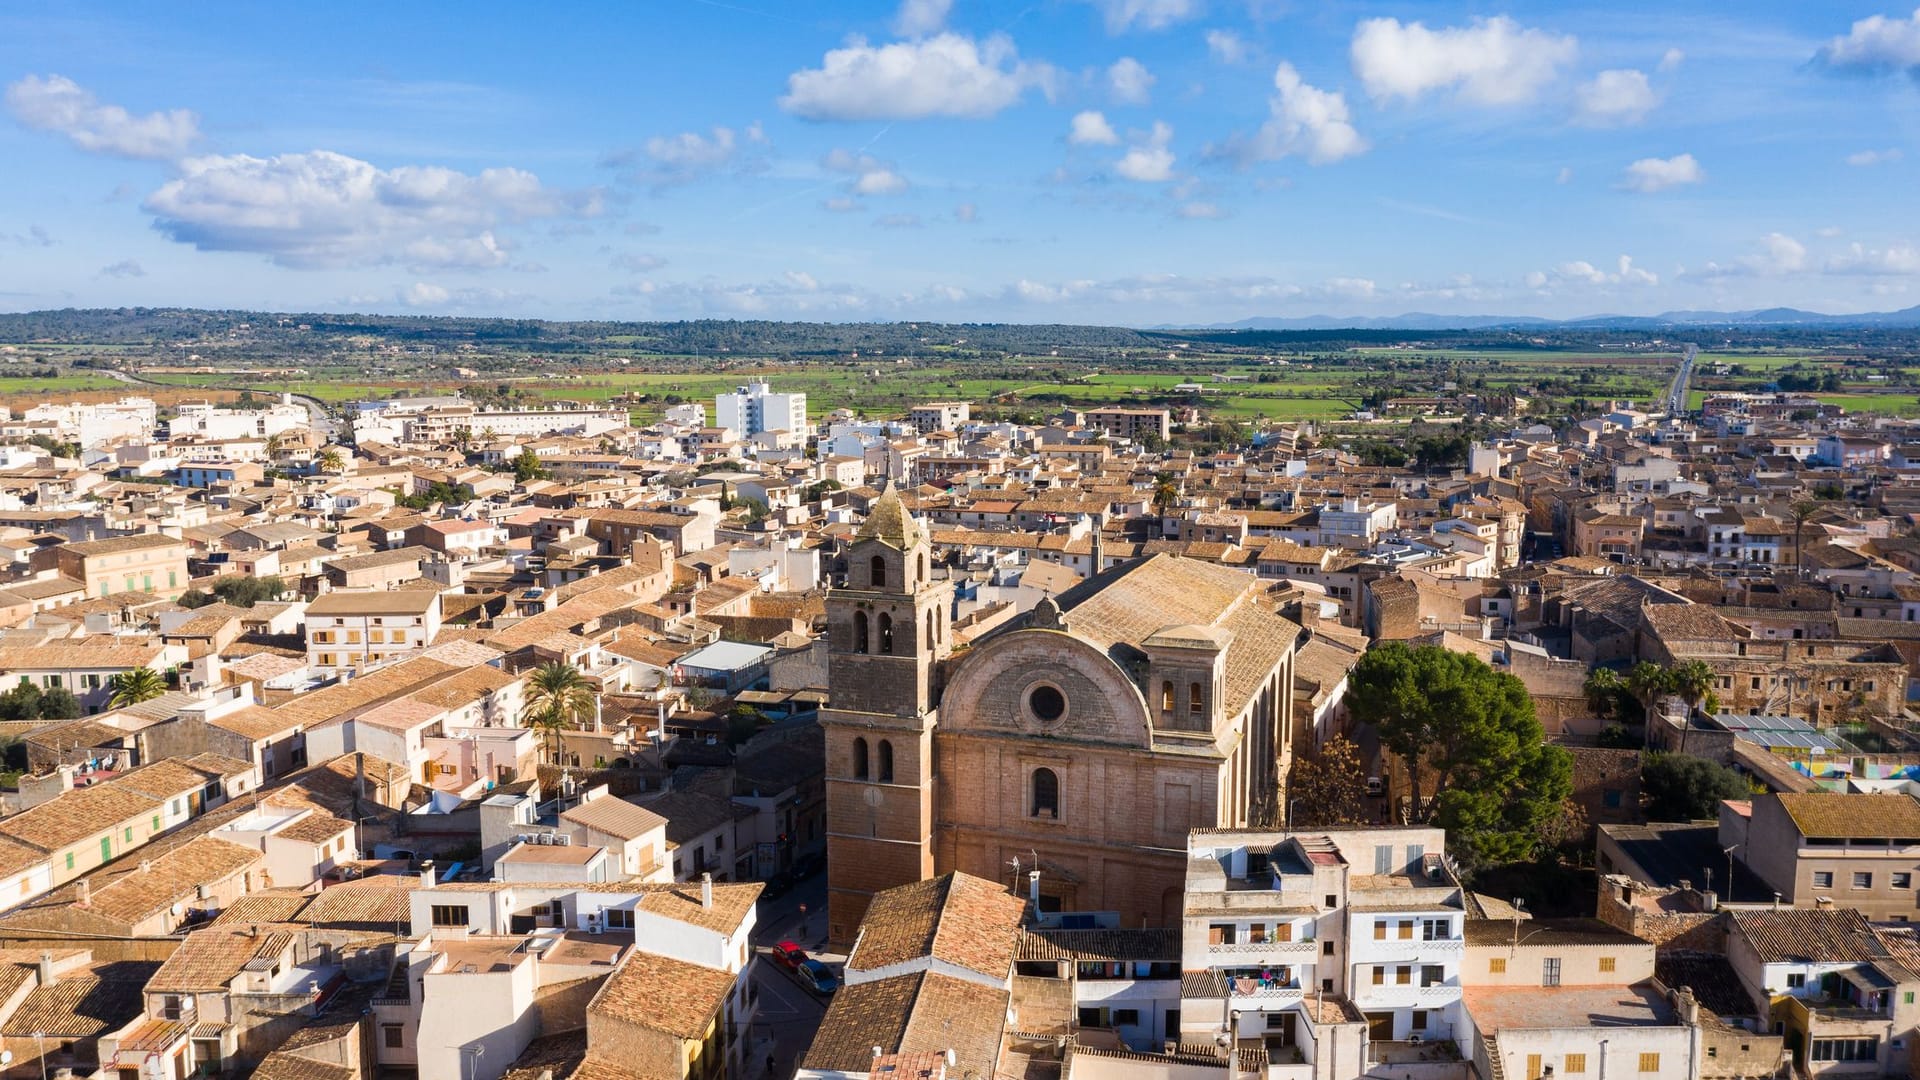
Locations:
822;486;1305;940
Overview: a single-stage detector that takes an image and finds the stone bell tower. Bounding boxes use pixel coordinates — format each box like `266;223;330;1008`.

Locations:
821;483;953;942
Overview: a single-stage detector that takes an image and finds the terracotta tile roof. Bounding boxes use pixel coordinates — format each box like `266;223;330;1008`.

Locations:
250;1055;355;1080
588;949;733;1039
1729;908;1882;964
271;656;462;726
584;880;760;935
847;872;1027;980
1017;927;1179;963
213;891;312;926
293;878;415;930
80;837;260;925
501;1031;590;1080
276;812;353;845
1;783;161;852
209;705;301;741
1771;792;1920;839
561;796;668;842
147;923;299;993
802;971;1008;1077
1;959;158;1038
1462;918;1644;948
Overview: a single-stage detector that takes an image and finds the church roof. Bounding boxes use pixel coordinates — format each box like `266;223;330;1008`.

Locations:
858;483;925;549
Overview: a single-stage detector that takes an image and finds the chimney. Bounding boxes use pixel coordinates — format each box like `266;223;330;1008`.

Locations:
420;860;436;889
1028;870;1042;911
700;872;713;909
139;859;152;875
872;1048;884;1060
37;951;55;987
73;878;90;907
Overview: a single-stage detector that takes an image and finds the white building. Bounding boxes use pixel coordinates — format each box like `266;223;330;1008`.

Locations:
19;396;157;448
305;590;443;678
1319;497;1399;549
715;382;807;438
171;396;310;441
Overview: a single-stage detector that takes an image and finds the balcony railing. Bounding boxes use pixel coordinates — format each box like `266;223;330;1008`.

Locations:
1211;940;1319;963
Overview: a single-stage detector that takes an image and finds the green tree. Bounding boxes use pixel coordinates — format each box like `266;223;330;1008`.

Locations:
0;683;42;722
1286;734;1369;828
1641;753;1750;821
1624;661;1671;723
316;448;345;475
1582;667;1628;723
513;448;551;482
522;662;594;763
1346;643;1573;866
107;667;167;708
726;704;767;746
38;687;81;720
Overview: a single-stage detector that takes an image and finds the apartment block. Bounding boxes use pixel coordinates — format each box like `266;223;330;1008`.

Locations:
305;589;442;678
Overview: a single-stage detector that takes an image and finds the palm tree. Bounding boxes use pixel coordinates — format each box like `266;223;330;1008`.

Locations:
107;666;167;708
1789;499;1819;578
1582;667;1625;722
316;448;345;475
1665;659;1717;755
1625;660;1672;745
522;662;594;764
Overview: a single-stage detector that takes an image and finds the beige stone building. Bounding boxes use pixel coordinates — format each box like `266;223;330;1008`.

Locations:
53;532;190;600
1726;791;1920;920
823;485;1302;941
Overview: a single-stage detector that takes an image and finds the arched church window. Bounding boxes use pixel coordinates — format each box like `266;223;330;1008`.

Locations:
870;555;887;588
878;612;894;654
853;611;869;654
1031;768;1059;818
878;740;894;783
853;737;869;780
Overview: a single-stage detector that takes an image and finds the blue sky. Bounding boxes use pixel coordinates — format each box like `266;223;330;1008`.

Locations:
2;1;1918;325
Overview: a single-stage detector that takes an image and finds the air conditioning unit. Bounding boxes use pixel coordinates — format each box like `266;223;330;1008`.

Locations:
552;834;570;845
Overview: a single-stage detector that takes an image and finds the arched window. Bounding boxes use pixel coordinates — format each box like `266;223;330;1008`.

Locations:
1189;682;1204;717
1031;768;1059;818
878;612;894;655
926;610;937;653
878;740;895;783
920;552;929;581
853;611;869;654
1161;680;1175;715
853;737;870;780
870;554;887;589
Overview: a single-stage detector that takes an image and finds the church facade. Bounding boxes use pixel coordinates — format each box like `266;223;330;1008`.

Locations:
823;487;1304;941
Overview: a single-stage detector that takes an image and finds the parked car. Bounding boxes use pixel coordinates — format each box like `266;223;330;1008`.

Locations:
770;941;807;971
798;958;839;995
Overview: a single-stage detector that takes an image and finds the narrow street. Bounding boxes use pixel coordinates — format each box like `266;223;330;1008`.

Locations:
747;875;832;1079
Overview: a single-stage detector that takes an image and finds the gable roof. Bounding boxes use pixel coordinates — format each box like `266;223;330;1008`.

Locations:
847;872;1027;980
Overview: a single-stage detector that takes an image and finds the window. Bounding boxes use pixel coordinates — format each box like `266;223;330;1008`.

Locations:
853;737;869;780
64;853;74;871
1410;1011;1427;1031
1543;957;1561;987
1113;1009;1140;1026
1897;873;1912;889
123;827;132;843
1028;684;1067;722
1637;1053;1660;1073
1813;871;1834;889
1371;967;1385;986
1161;681;1174;714
877;740;894;784
1323;940;1335;955
1422;918;1450;941
1488;957;1507;974
152;815;161;831
383;1025;404;1049
1599;957;1616;974
870;555;887;588
878;612;894;655
604;908;634;929
1810;1039;1876;1063
1564;1053;1587;1074
1395;965;1411;986
1373;920;1387;941
1188;682;1204;717
1397;919;1414;940
1420;965;1444;987
1031;768;1059;819
1786;973;1807;989
430;904;469;927
853;611;869;654
1854;872;1873;889
1207;924;1236;945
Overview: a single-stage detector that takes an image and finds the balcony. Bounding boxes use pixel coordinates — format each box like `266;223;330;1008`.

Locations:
1351;985;1460;1009
1210;940;1319;965
1227;974;1307;1002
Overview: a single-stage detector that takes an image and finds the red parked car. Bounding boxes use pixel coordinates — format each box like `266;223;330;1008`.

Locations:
770;941;807;971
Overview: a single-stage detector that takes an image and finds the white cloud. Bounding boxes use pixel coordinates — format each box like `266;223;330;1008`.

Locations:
1350;16;1578;105
403;282;451;306
1619;153;1703;193
1528;254;1658;290
98;259;145;279
1069;109;1120;145
1108;57;1156;104
611;252;667;273
1210;62;1366;167
634;125;768;185
1658;48;1685;72
1085;0;1200;33
1114;121;1175;181
1697;232;1807;277
1574;69;1659;125
143;149;599;269
1816;8;1920;74
954;201;979;223
1206;30;1249;64
893;0;951;37
1177;201;1227;219
1847;148;1904;167
823;148;910;196
5;73;200;159
779;33;1052;120
1826;241;1920;275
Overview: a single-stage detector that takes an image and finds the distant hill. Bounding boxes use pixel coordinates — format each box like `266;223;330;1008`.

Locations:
1166;304;1920;332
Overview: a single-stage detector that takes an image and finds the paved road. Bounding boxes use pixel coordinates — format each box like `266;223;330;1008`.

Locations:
1665;343;1698;415
748;875;831;1080
105;367;339;441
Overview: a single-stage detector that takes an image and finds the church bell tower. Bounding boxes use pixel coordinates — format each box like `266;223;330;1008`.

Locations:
821;483;952;942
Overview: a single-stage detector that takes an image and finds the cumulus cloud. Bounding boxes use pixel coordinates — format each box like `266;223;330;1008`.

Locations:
1697;232;1808;277
1619;153;1703;193
823;147;909;196
1207;62;1366;167
1108;57;1156;104
143;149;599;269
1529;254;1658;290
403;282;451;306
1847;148;1904;166
1826;241;1920;275
98;259;145;279
1069;109;1120;145
1659;48;1686;72
779;33;1052;120
1350;16;1578;105
822;196;864;212
1085;0;1200;33
1574;69;1659;125
1815;8;1920;75
1114;121;1176;181
893;0;951;37
5;74;200;159
1205;30;1249;64
629;124;766;185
